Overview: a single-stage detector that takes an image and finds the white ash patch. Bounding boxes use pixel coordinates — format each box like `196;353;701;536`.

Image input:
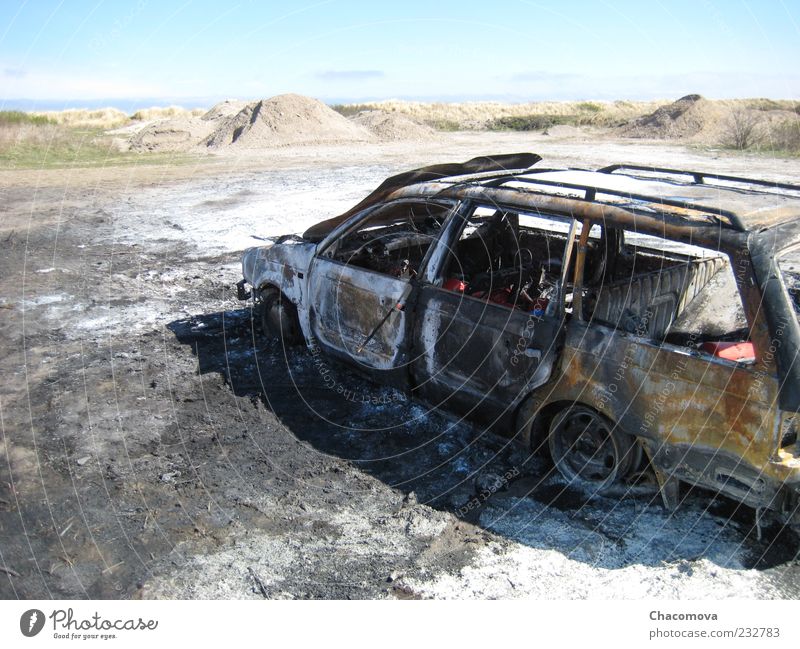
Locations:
142;499;450;599
22;292;71;307
402;538;781;599
104;166;392;255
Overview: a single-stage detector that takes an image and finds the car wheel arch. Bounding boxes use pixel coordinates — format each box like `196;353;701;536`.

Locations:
255;285;303;345
515;394;646;465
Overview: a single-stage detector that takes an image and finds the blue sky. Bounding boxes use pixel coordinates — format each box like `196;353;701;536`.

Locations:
1;0;798;108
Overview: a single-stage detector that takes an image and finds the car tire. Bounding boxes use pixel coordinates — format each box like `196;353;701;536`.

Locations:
548;405;637;492
259;290;303;346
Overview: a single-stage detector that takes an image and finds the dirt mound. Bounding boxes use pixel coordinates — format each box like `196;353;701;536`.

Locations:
205;94;373;149
350;110;438;141
621;94;724;140
201;100;249;122
129;116;216;152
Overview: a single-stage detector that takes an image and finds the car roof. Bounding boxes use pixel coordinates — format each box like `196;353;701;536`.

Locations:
302;155;800;243
416;166;800;231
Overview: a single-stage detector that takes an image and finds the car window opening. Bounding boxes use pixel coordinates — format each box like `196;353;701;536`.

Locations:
328;200;451;280
441;205;580;315
582;227;752;362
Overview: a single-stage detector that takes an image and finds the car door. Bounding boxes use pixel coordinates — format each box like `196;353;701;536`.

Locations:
410;204;576;421
307;198;455;389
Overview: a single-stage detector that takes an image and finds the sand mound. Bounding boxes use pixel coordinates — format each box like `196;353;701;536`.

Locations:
621;94;725;140
129;116;216;152
350;110;438;141
205;94;373;149
201;100;249;122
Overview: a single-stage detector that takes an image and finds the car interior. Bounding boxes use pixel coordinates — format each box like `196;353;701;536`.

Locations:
328;200;451;279
438;206;752;361
329;199;753;363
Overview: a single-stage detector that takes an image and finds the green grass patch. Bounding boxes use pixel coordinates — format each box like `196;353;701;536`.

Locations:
486;114;577;131
427;118;462;131
0;111;54;126
0;125;197;170
576;101;604;113
329;103;375;117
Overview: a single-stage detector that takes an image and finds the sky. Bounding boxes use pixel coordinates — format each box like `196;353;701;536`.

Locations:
1;0;799;109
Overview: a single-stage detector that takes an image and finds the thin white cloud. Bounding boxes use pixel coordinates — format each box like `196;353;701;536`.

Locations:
0;65;164;100
4;67;26;79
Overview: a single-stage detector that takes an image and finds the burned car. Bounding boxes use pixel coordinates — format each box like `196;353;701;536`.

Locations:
238;153;800;527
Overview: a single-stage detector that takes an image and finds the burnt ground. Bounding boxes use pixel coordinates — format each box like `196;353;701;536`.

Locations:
2;144;800;599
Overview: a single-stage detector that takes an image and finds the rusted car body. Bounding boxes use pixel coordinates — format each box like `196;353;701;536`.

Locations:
238;154;800;526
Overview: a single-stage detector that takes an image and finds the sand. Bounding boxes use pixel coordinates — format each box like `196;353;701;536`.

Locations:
350;110;439;141
200;99;249;122
620;94;798;146
204;93;373;149
129;115;217;152
621;94;725;140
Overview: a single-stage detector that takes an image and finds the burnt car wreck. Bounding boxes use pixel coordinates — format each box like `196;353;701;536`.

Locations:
238;153;800;529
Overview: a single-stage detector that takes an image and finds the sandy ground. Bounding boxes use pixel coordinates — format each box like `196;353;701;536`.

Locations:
2;131;800;599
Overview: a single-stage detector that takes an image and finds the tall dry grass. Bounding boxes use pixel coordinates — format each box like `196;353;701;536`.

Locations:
32;108;130;128
332;97;800;133
131;106;205;121
0;122;69;149
332;99;672;129
29;105;207;129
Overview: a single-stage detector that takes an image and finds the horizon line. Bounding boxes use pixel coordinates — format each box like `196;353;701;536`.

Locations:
2;93;798;113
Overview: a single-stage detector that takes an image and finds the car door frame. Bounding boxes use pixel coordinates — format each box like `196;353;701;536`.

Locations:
409;199;577;425
306;197;460;390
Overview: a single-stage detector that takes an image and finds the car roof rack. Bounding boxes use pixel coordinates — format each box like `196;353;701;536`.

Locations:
598;163;800;194
483;174;746;230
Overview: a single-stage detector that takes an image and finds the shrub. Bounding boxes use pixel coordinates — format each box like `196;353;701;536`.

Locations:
576;101;603;113
487;114;574;131
427;118;461;131
329;103;373;118
720;108;764;150
764;118;800;153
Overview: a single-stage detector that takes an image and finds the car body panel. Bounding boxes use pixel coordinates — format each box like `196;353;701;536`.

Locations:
307;257;413;382
410;286;561;419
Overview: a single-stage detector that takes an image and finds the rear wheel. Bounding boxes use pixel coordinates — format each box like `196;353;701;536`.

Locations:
259;290;302;345
548;405;638;491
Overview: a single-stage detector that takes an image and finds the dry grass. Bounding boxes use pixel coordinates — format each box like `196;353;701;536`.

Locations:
131;106;205;121
760;116;800;153
0;122;118;168
332;98;800;134
332;99;672;129
721;108;765;150
33;107;130;129
30;106;207;129
0;111;54;126
713;102;800;152
0;121;195;169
